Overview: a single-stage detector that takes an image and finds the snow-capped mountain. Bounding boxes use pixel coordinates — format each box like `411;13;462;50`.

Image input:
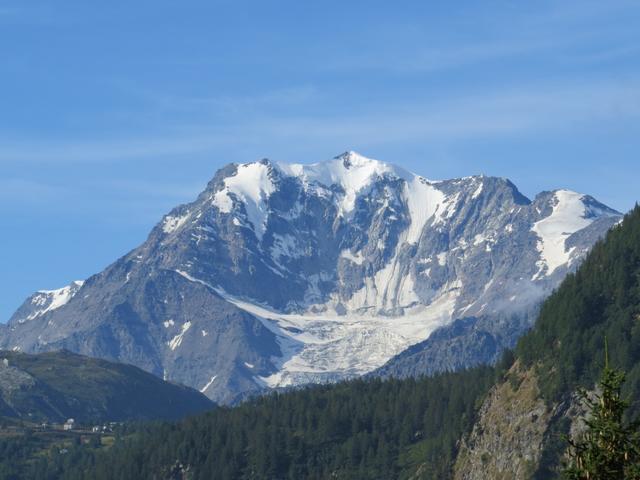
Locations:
8;281;84;325
0;152;621;403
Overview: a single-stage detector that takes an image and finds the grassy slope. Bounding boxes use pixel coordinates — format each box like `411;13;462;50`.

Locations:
0;350;214;423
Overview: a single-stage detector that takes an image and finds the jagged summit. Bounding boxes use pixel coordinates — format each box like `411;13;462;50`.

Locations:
9;280;84;325
211;151;530;211
1;152;622;403
208;152;537;231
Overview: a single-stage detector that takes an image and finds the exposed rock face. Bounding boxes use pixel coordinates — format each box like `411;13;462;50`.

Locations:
454;364;551;480
1;152;621;403
452;363;597;480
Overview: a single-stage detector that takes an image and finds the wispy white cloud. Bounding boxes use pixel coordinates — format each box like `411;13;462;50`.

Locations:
290;80;640;143
542;0;640;24
0;134;229;163
184;85;319;112
0;177;205;226
320;0;640;75
0;179;65;203
2;78;636;166
0;4;58;24
323;36;557;74
0;85;324;165
568;44;640;65
103;179;204;200
112;83;320;117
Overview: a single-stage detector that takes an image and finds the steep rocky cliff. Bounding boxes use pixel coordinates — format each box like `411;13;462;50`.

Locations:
453;363;552;479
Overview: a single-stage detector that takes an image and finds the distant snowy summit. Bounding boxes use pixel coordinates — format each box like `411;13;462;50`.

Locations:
9;281;84;325
1;151;621;403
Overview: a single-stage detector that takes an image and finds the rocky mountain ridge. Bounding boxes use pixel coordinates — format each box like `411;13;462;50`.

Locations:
0;151;621;403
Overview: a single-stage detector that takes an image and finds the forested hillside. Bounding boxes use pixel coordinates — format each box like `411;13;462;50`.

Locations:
16;368;496;479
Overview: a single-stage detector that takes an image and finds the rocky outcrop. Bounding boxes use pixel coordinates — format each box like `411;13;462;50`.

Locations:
453;363;552;479
452;361;597;479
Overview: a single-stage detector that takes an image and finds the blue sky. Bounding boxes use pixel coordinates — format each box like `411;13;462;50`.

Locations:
1;0;639;321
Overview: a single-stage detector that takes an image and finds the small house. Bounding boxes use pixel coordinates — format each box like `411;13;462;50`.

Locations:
63;418;75;431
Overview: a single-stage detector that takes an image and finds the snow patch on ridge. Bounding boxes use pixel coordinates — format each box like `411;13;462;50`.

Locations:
18;281;84;323
200;375;217;393
278;151;410;217
162;213;190;233
532;190;593;278
403;177;445;244
471;178;484;199
175;269;216;289
213;162;275;240
168;321;191;350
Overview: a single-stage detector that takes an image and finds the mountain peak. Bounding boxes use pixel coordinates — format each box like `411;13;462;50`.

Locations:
10;280;84;325
334;150;379;168
3;152;623;403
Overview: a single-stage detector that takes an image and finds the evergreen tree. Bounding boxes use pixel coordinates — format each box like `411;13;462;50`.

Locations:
564;346;640;479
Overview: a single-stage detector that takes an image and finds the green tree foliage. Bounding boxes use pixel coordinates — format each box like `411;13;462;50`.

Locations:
564;357;640;479
2;368;496;480
0;435;37;479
